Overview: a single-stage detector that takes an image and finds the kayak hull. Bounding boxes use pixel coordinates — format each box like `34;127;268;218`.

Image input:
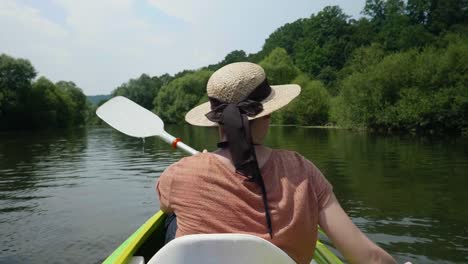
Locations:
102;210;342;264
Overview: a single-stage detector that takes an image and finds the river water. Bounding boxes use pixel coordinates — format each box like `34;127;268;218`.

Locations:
1;126;467;263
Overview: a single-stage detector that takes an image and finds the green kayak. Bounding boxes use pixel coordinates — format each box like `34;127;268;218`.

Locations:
102;210;343;264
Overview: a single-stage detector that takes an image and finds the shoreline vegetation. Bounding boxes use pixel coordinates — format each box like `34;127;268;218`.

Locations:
1;0;467;135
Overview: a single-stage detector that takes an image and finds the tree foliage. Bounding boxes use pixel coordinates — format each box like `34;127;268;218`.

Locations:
260;19;307;59
4;0;466;133
259;48;299;85
294;6;352;78
110;0;466;132
112;74;165;110
56;81;88;125
0;54;36;119
154;70;212;124
0;54;89;130
205;50;250;71
335;35;468;131
28;77;72;128
273;74;330;125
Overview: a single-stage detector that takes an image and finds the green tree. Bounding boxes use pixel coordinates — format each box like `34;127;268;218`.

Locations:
339;43;386;77
364;0;435;50
427;0;468;33
294;6;351;77
206;50;250;71
259;48;299;85
154;70;213;123
112;74;163;110
260;19;307;59
348;18;377;47
28;77;72;128
278;74;330;125
363;0;386;21
219;50;248;66
407;0;432;24
337;34;468;131
56;81;88;125
0;54;36;125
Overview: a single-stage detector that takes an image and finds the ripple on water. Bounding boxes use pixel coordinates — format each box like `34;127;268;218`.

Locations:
1;127;467;264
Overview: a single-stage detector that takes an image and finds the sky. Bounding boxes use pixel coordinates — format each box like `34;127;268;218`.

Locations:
0;0;365;95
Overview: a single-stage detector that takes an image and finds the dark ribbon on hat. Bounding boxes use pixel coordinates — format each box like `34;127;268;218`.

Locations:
205;78;274;237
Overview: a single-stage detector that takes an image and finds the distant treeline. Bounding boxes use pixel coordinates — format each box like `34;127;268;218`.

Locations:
0;54;91;129
1;0;467;133
87;94;111;106
111;0;468;133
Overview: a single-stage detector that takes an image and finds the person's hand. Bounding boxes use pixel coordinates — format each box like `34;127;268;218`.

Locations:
202;149;208;153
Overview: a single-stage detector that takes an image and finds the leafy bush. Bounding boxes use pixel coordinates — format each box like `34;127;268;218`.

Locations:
260;48;299;85
112;74;166;110
336;35;468;131
277;74;330;125
0;54;89;129
154;70;212;124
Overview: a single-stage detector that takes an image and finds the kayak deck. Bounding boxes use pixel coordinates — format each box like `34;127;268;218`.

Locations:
103;210;343;264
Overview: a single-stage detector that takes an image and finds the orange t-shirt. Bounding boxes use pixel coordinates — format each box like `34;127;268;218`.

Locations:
156;149;332;264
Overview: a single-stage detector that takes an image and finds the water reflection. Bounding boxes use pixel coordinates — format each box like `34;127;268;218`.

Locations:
0;129;88;216
265;127;468;263
0;126;467;263
152;125;468;262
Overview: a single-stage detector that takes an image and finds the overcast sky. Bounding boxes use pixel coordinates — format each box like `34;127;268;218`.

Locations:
0;0;365;95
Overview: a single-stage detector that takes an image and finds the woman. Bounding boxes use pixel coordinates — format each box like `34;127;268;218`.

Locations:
157;62;396;264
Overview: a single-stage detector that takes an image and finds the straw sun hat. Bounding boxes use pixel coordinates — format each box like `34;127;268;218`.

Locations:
185;62;301;126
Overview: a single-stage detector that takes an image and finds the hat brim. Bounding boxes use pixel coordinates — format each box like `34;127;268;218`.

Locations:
185;84;301;127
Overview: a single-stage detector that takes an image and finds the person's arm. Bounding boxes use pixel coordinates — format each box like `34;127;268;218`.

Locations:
156;165;176;214
318;194;397;264
156;181;173;213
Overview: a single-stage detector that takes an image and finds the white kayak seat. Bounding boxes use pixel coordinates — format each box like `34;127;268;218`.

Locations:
128;256;145;264
147;233;296;264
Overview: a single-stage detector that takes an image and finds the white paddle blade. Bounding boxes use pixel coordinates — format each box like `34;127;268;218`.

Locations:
96;96;164;138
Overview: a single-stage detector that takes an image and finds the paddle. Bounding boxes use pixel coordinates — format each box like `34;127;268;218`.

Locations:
96;96;199;155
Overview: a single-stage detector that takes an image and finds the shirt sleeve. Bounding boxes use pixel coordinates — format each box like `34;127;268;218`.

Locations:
304;158;333;211
156;164;176;212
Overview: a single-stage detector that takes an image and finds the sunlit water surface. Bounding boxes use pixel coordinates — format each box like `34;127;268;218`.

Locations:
1;126;467;263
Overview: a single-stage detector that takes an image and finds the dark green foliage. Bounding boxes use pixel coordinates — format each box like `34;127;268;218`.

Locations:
259;48;299;85
0;54;36;121
294;6;352;77
339;43;387;78
261;49;330;125
335;35;468;131
112;74;163;110
0;54;89;130
205;50;249;71
407;0;432;24
363;0;386;20
258;5;357;85
154;70;212;124
56;81;88;125
275;74;330;125
5;1;465;132
87;94;111;106
260;19;307;59
106;1;466;131
363;0;437;51
427;0;468;33
28;77;73;128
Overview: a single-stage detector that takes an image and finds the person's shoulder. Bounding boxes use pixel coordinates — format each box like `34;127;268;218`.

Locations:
162;153;211;175
273;149;308;163
272;149;320;173
179;152;212;165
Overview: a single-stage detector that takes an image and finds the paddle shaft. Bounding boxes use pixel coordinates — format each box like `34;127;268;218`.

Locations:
159;131;199;156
